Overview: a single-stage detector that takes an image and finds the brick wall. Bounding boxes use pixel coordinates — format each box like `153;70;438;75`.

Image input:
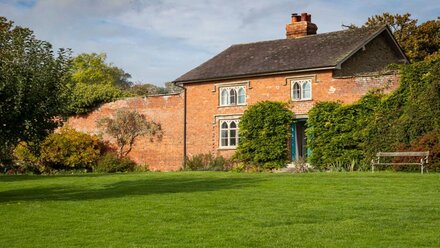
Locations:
184;70;400;159
334;32;405;77
66;94;184;171
65;71;399;170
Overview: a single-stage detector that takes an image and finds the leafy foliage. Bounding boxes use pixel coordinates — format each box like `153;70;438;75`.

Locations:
235;101;294;169
394;130;440;172
38;128;102;171
0;17;72;162
348;13;439;62
97;110;162;158
94;153;136;173
306;93;382;168
365;55;440;156
68;83;129;114
184;153;230;171
307;56;440;170
66;53;132;114
12;141;40;173
127;82;182;96
71;53;132;89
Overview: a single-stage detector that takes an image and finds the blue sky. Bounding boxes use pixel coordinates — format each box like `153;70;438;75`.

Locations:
0;0;438;85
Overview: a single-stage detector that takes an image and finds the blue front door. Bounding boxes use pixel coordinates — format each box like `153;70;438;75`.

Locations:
291;119;308;161
291;123;297;161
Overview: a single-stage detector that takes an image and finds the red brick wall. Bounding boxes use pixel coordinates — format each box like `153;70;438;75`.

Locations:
184;70;399;159
65;71;399;170
66;94;184;171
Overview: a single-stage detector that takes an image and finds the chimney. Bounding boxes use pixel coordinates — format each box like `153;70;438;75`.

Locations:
286;12;318;39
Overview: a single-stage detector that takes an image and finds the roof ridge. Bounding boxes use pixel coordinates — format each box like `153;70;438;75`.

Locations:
229;25;385;47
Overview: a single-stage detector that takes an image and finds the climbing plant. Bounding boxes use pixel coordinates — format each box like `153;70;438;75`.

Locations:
235;101;294;169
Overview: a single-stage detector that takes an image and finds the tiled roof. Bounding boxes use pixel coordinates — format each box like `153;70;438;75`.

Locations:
175;25;392;83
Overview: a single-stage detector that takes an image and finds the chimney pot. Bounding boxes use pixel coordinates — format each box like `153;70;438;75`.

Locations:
301;13;308;21
291;13;300;23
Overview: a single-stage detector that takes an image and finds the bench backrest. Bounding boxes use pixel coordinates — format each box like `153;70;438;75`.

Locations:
376;151;430;157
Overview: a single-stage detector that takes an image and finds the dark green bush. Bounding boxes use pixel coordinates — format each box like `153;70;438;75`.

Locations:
94;153;136;173
184;153;229;171
307;55;440;170
306;92;382;168
235;101;294;169
364;56;440;159
39;128;102;171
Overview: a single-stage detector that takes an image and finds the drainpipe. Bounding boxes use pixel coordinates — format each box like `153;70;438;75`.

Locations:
174;83;187;168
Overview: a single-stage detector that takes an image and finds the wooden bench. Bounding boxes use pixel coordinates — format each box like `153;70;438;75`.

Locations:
371;151;430;174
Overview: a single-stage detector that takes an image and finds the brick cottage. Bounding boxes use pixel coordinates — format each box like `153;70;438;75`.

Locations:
67;13;408;171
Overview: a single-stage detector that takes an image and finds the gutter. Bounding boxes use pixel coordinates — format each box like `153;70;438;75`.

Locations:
173;83;187;168
173;66;336;85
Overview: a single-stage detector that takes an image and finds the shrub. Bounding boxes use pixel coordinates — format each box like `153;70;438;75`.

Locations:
307;56;440;169
306;93;382;169
94;153;136;173
67;83;130;115
97;110;162;158
393;130;440;172
39;128;101;171
364;56;440;159
184;153;230;171
235;101;294;169
12;141;41;174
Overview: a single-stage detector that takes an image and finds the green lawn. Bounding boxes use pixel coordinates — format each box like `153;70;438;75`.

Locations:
1;172;439;247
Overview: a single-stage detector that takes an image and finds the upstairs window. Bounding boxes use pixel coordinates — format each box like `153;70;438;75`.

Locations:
220;86;246;106
291;79;312;101
220;120;240;148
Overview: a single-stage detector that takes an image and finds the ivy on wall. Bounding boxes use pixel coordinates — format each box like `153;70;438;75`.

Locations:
235;101;294;169
307;55;440;169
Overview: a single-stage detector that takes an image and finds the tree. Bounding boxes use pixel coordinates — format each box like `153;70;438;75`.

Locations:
407;19;440;61
97;110;162;158
67;53;132;114
127;82;182;96
347;13;439;62
235;101;294;169
0;16;71;162
70;53;132;89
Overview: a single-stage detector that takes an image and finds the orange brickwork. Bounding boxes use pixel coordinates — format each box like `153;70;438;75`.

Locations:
66;94;184;171
66;71;398;170
184;70;400;159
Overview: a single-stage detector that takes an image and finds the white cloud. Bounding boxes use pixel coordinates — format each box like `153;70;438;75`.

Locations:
0;0;438;85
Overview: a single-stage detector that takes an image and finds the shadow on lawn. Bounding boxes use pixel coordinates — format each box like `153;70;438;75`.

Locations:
0;176;262;203
0;174;108;182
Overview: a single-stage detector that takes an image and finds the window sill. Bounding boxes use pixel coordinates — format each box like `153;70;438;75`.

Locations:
218;147;237;151
291;99;313;102
218;104;247;108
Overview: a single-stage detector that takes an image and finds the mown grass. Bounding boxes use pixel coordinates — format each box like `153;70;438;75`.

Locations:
0;172;439;247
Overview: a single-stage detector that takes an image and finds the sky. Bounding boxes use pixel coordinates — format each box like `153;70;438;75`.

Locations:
0;0;438;86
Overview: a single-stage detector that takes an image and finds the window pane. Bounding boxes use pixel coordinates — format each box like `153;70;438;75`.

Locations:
303;81;311;99
221;89;229;105
221;138;228;147
221;130;228;146
230;130;237;146
238;88;246;104
221;122;228;129
229;89;237;105
230;122;236;128
293;82;301;100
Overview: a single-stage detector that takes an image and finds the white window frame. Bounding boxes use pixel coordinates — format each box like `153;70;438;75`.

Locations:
291;79;312;101
219;119;240;149
219;86;246;106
